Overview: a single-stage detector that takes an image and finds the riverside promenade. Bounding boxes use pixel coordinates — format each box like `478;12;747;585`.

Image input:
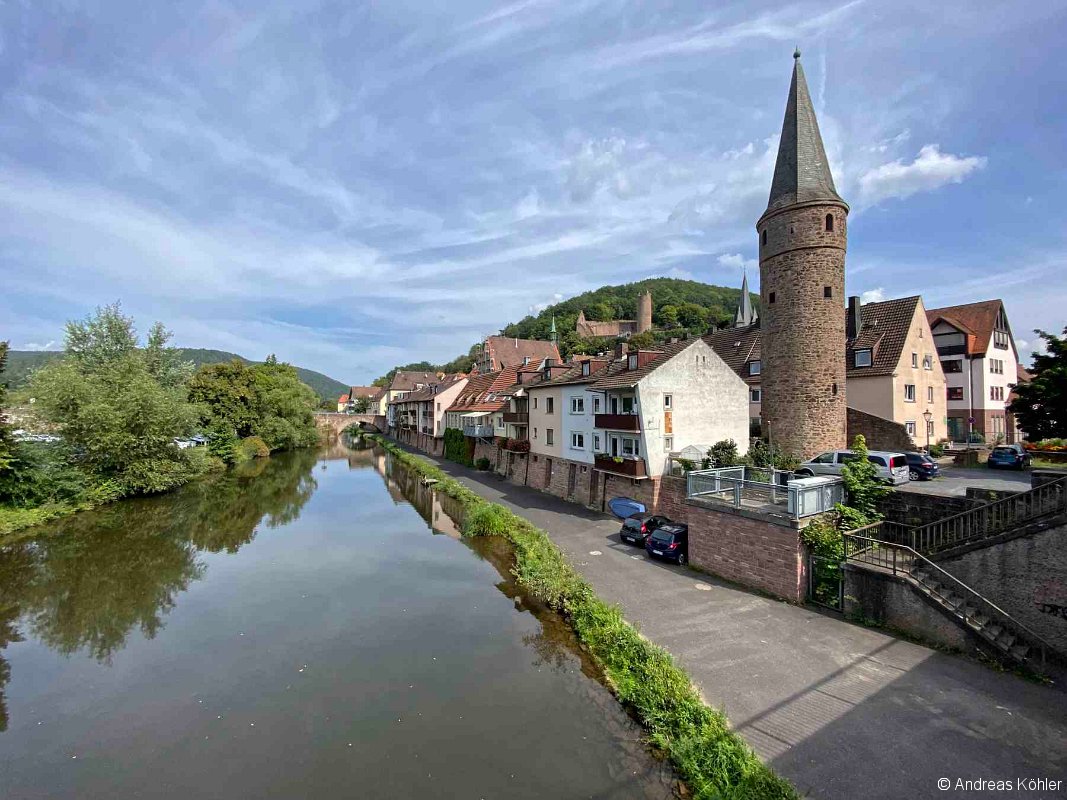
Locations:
397;443;1067;800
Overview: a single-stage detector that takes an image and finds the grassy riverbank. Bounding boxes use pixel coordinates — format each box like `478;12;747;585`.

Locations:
367;434;797;800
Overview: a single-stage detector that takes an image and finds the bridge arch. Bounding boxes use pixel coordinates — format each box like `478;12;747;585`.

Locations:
314;412;386;439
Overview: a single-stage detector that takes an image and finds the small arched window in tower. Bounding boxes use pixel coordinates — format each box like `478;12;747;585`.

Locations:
824;286;833;299
768;291;776;304
832;382;838;396
761;230;767;246
825;214;834;232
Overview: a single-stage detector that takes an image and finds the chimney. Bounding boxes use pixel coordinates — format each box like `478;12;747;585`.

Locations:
847;296;861;339
614;341;629;360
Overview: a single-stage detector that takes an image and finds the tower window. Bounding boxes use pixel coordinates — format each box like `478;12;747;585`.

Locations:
768;291;776;304
823;286;832;298
832;382;838;396
825;214;834;232
761;230;767;246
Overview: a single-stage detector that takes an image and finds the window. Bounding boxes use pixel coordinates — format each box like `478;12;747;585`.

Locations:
927;386;934;403
748;360;761;376
990;386;1005;401
948;387;964;401
761;230;767;246
825;214;834;232
570;396;585;414
570;432;585;449
581;361;590;376
768;291;776;304
593;434;601;452
533;428;538;439
824;286;833;298
622;438;639;456
627;354;638;370
989;359;1004;375
663;394;672;410
855;349;872;367
911;352;918;368
812;452;835;464
593;396;601;414
533;397;538;409
546;429;554;445
927;420;935;436
750;388;762;403
904;384;916;402
994;330;1010;349
546;397;554;413
905;421;916;436
943;359;963;373
923;354;933;370
663;435;673;452
621;396;635;414
436;402;441;411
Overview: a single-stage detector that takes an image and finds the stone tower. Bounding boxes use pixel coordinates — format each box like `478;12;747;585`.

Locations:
757;50;849;460
637;291;653;333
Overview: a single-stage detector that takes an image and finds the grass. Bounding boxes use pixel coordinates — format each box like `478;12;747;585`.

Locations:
367;434;797;800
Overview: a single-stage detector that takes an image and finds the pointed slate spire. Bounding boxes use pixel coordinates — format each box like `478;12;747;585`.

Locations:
764;50;845;215
734;270;758;328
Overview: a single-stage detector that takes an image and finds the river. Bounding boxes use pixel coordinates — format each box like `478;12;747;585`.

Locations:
0;441;677;798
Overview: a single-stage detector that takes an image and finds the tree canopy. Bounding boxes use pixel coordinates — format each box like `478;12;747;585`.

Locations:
1010;328;1067;441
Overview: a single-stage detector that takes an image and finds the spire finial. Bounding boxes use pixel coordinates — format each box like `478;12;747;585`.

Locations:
793;46;801;60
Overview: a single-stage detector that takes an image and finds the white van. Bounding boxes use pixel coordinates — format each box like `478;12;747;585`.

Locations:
796;450;910;486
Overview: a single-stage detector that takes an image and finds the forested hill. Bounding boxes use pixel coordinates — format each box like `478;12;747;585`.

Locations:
502;277;755;341
4;348;349;401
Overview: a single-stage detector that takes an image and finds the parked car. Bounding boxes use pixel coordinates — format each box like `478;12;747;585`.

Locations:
796;449;909;485
645;523;689;565
988;443;1031;470
905;452;940;481
619;513;671;546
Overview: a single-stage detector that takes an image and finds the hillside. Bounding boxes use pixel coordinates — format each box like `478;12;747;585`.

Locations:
4;348;349;401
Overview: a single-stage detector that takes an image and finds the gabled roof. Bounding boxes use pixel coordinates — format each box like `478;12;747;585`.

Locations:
705;323;761;383
847;296;921;376
396;375;466;404
446;368;518;413
388;371;439;392
764;51;845;217
926;299;1009;357
483;336;560;370
587;339;700;390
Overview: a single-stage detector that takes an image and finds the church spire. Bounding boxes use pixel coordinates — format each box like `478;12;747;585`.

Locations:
734;269;758;328
763;50;845;217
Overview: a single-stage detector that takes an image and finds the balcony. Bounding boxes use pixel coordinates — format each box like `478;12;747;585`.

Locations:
463;424;496;438
503;411;529;424
595;413;641;431
594;453;647;478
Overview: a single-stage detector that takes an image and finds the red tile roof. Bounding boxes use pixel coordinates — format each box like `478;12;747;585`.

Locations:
926;299;1009;357
846;295;921;376
483;336;560;370
588;339;700;390
704;325;762;385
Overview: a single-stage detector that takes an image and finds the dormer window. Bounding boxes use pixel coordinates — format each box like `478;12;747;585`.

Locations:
581;361;590;376
855;349;873;368
627;354;638;370
747;360;761;376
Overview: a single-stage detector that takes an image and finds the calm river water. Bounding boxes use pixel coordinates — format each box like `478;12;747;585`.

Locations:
0;441;676;799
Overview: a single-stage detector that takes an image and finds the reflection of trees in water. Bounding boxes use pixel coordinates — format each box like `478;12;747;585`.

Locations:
0;449;319;728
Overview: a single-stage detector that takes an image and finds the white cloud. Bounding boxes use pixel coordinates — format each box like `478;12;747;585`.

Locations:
20;340;57;351
717;253;757;272
860;287;886;304
858;144;987;206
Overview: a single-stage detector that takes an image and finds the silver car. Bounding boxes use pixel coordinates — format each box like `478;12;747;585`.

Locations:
796;449;910;485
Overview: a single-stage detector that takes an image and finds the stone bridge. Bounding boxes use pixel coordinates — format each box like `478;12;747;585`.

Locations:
314;412;386;438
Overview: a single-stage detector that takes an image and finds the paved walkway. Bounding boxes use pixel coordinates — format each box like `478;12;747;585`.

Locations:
406;447;1067;800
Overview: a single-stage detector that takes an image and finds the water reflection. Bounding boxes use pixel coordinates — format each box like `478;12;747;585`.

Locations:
0;449;319;730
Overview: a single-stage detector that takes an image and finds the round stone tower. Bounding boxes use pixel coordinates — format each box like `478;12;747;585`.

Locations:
757;50;849;460
637;290;653;333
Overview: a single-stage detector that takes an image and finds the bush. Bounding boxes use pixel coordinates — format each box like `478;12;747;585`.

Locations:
239;436;271;460
928;443;945;458
839;435;889;519
443;428;473;466
708;439;739;467
475;456;491;471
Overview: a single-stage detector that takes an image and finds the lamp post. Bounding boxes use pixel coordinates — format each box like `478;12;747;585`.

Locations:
923;409;933;454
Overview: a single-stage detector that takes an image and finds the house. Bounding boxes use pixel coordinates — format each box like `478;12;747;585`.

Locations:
383;371;440;428
475;336;560;373
926;300;1020;444
337;385;383;413
706;288;948;450
443;368;519;445
387;375;468;454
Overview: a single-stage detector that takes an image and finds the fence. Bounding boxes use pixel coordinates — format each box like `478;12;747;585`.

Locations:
686;466;843;520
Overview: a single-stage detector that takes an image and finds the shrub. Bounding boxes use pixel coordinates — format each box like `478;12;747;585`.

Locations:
443;428;473;467
239;436;271;460
708;439;739;467
463;504;513;537
839;435;888;519
928;443;945;458
475;456;492;471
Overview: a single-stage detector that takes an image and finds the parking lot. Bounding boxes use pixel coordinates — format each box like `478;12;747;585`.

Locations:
898;463;1033;496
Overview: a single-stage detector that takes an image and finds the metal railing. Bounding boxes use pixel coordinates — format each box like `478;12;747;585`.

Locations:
686;467;843;520
902;476;1067;554
844;529;1054;669
462;424;496;438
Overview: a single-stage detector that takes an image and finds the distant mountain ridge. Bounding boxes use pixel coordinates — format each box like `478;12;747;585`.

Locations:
3;348;349;401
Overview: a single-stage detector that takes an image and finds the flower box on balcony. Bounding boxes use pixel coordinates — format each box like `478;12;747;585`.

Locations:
594;453;647;477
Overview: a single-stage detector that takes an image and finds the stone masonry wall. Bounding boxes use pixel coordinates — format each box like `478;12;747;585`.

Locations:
758;202;848;461
877;488;983;527
686;503;805;602
847;406;914;453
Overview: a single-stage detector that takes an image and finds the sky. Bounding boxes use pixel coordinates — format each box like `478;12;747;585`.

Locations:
2;0;1066;384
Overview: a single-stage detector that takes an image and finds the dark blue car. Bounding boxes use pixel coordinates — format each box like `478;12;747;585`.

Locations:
905;452;940;481
988;444;1030;470
645;523;689;566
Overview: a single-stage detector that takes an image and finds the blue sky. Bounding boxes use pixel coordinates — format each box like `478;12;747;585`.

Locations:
2;1;1065;383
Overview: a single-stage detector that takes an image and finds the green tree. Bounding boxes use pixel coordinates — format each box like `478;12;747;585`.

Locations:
627;331;658;350
1010;328;1067;441
64;302;138;373
709;439;740;467
657;305;680;329
249;360;319;451
587;302;615;322
839;434;889;522
0;343;15;474
353;396;371;414
187;360;260;438
143;322;193;389
677;302;709;331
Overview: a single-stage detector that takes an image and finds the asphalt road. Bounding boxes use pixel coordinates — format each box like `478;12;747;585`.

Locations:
403;447;1067;800
900;465;1033;496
